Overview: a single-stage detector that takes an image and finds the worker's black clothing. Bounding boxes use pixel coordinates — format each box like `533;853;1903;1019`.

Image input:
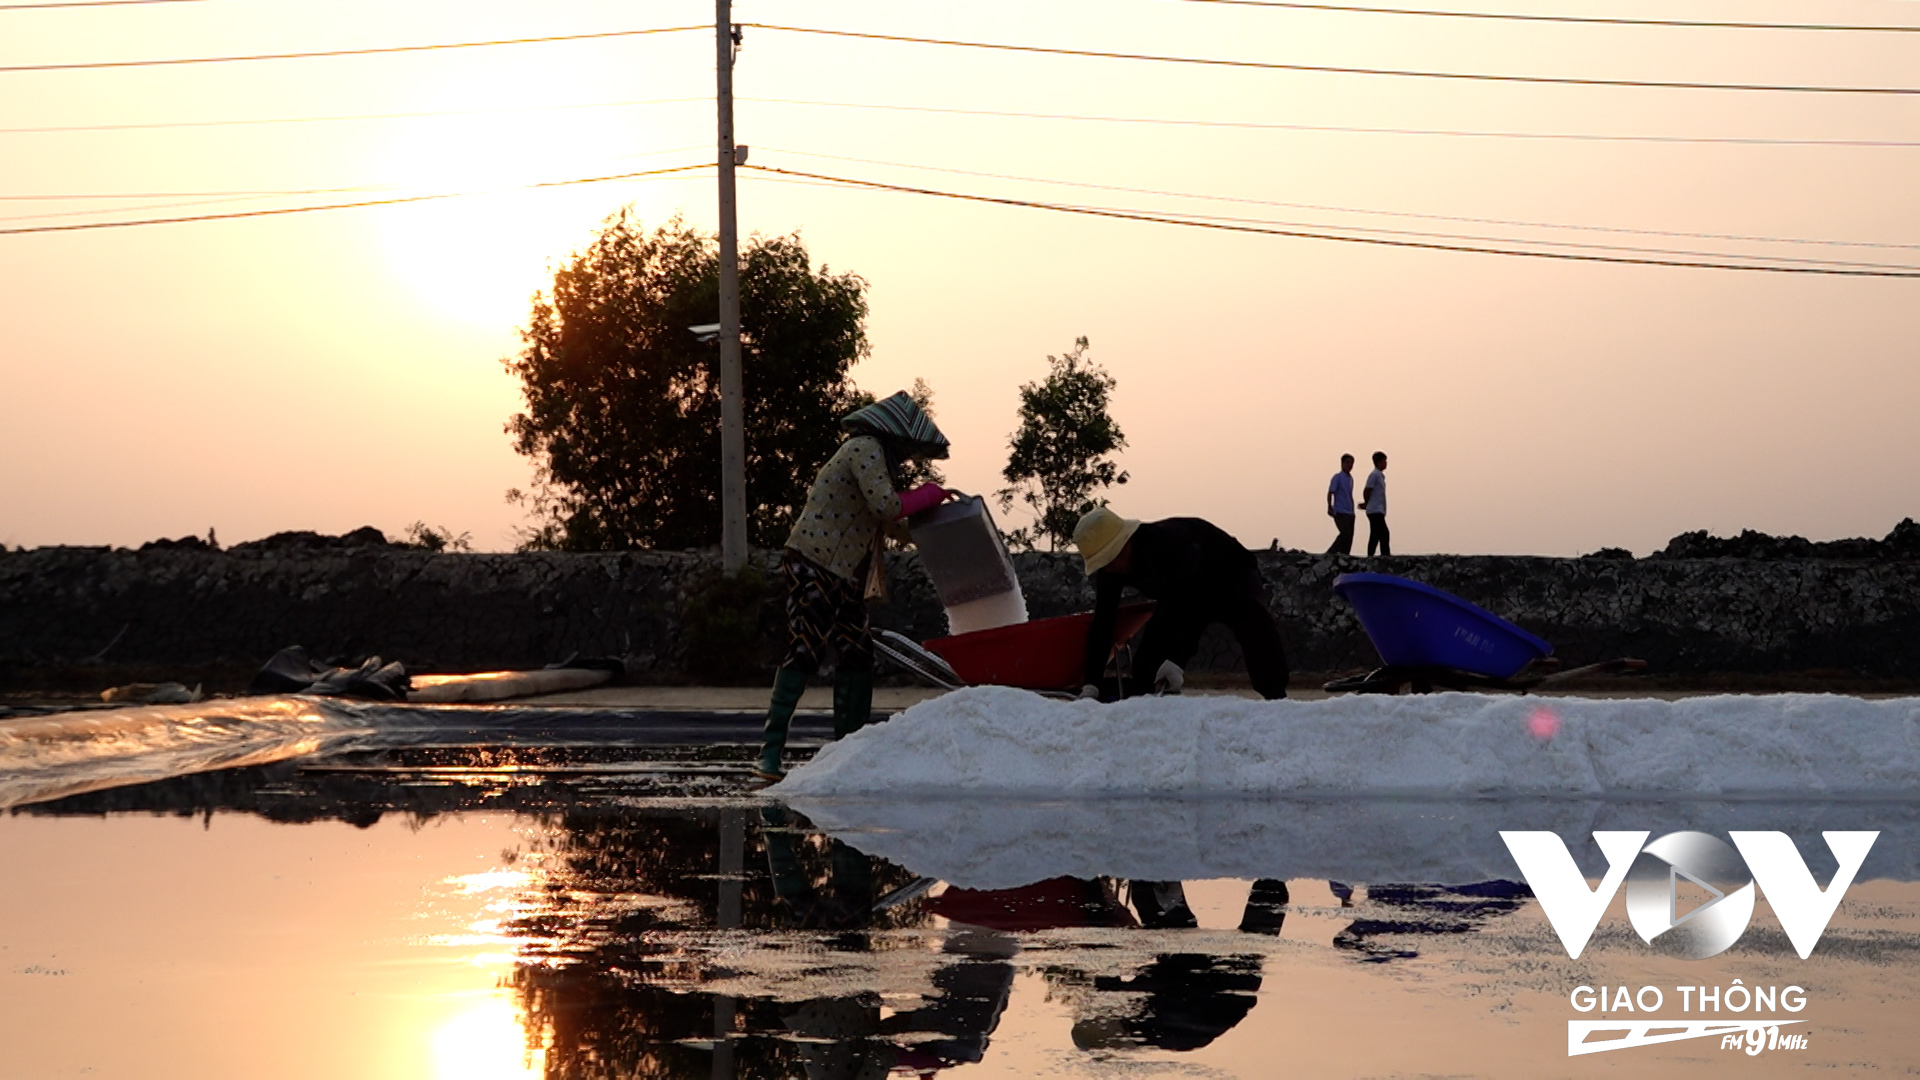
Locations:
1082;517;1290;699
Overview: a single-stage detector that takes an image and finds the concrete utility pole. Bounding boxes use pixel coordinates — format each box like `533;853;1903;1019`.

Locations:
715;0;748;574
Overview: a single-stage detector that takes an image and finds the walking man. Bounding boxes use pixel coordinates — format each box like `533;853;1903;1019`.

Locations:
1326;454;1356;554
1363;451;1390;558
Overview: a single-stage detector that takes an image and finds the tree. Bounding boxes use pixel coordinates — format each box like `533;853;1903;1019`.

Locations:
505;211;871;550
996;337;1129;550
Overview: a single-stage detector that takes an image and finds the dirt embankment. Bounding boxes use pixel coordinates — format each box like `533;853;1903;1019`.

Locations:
4;527;1917;695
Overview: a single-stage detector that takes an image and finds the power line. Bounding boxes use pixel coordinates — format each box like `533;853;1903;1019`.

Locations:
6;92;1911;148
752;166;1917;271
0;25;704;74
0;97;706;135
0;192;319;225
0;186;386;200
0;144;706;208
1165;0;1920;33
745;23;1920;95
740;164;1920;277
0;0;203;8
743;96;1920;149
758;146;1920;252
1060;201;1920;270
0;163;710;235
0;144;708;223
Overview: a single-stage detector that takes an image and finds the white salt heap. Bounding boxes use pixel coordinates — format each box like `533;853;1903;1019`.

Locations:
771;686;1920;799
786;796;1920;891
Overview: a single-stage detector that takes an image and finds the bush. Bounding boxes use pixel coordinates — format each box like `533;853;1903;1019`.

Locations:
680;566;778;683
401;522;473;552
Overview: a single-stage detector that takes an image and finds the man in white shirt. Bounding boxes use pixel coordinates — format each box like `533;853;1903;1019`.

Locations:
1326;454;1356;554
1363;451;1390;558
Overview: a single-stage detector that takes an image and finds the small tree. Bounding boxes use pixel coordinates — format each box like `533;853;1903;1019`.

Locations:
997;337;1128;550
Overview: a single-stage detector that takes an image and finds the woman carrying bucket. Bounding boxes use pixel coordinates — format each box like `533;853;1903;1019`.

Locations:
754;391;952;781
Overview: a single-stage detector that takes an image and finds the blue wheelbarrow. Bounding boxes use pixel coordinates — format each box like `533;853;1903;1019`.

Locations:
1323;572;1645;694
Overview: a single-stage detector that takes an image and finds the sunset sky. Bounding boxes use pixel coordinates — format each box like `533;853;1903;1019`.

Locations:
2;0;1915;556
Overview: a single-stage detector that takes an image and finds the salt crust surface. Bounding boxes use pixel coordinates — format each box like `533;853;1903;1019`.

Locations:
772;686;1920;799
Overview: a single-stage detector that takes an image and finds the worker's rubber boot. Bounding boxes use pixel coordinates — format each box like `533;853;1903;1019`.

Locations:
833;666;874;739
755;666;808;780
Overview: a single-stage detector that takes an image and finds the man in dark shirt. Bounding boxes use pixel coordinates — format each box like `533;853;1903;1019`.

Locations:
1071;508;1290;700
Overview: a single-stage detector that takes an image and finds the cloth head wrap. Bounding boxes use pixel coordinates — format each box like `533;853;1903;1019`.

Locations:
841;390;951;460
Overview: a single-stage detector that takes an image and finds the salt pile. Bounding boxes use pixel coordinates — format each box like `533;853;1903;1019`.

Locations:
771;686;1920;799
787;797;1920;891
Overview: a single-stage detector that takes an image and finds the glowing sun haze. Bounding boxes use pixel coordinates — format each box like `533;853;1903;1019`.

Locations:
1;0;1914;554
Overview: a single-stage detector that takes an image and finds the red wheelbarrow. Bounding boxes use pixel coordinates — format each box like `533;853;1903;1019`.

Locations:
876;599;1156;696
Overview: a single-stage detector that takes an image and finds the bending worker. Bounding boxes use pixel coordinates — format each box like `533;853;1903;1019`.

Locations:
754;391;951;781
1072;508;1290;701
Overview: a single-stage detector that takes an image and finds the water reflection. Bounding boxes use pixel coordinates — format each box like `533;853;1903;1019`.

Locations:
1328;880;1530;963
1058;879;1287;1053
480;804;1410;1076
433;997;544;1080
14;745;1920;1077
0;766;1583;1076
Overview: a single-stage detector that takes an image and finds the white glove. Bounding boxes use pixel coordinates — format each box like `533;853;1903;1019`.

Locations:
1153;660;1184;695
1078;684;1102;701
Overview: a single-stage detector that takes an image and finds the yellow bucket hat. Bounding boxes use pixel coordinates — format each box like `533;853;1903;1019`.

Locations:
1072;506;1140;576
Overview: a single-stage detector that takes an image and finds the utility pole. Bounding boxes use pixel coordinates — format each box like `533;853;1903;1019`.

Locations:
715;0;748;574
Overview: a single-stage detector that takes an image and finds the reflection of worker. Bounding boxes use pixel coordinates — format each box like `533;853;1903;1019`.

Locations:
1072;879;1290;1053
1331;880;1529;963
763;806;877;931
1072;509;1290;700
764;816;1019;1075
755;392;951;780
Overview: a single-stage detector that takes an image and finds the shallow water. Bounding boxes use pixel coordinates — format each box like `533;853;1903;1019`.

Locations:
4;705;1919;1077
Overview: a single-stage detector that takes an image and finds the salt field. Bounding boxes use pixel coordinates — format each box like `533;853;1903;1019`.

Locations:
4;690;1919;1077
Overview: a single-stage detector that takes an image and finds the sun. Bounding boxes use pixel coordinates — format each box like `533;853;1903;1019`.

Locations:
376;117;617;328
431;996;545;1080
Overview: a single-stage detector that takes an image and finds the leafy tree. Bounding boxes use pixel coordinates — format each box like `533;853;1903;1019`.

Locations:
996;336;1129;550
505;211;872;550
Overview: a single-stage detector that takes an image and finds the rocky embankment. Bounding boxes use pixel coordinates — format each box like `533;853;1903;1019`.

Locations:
3;525;1917;688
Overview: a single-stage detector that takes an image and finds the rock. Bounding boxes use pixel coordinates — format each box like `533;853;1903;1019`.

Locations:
3;540;1919;683
231;527;393;553
1887;518;1920;558
100;681;200;704
1653;523;1919;561
140;535;214;552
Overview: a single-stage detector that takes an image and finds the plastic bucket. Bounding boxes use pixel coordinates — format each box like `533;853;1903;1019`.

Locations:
907;496;1021;608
